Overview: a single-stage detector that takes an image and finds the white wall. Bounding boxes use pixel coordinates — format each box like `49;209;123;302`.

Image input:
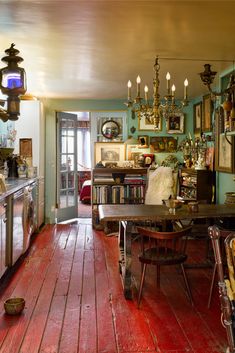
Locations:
14;100;45;176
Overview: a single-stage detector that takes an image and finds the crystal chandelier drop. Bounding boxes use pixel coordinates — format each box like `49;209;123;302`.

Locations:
125;57;189;130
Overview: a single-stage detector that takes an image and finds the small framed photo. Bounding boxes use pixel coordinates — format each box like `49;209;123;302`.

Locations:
137;135;149;148
138;112;162;131
130;152;142;166
193;102;202;134
202;94;213;132
166;114;184;134
95;142;125;165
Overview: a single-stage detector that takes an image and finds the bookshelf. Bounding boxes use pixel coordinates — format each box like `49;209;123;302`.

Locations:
92;167;147;232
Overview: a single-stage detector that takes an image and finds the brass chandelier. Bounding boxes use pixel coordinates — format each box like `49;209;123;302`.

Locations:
125;56;189;130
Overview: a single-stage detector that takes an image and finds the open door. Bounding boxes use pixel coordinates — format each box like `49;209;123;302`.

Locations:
56;112;78;222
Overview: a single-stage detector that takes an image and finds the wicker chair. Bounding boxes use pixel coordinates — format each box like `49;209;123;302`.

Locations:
136;225;193;308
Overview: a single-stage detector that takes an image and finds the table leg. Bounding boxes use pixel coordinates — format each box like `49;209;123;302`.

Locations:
119;221;133;299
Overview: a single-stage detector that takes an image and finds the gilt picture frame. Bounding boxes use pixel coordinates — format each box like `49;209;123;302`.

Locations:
150;136;178;153
215;114;235;173
202;94;212;132
138;135;149;148
19;138;32;158
193;102;202;134
138;112;162;131
166;113;184;134
95;142;125;165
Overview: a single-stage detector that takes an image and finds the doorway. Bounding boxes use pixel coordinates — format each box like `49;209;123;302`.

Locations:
56;111;92;223
76;112;92;218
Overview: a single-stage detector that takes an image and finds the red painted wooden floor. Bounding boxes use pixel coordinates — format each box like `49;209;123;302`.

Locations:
0;219;228;353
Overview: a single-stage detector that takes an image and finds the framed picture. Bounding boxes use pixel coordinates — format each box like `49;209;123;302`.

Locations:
202;94;212;132
193;102;202;134
19;138;32;157
138;112;162;131
166;113;184;134
130;151;142;166
95;142;125;165
214;110;235;173
137;135;149;148
215;133;235;173
150;136;177;153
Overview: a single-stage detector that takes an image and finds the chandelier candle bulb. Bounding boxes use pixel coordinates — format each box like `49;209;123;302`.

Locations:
136;76;141;97
184;79;188;100
166;72;171;94
171;84;176;97
144;85;149;101
127;80;132;100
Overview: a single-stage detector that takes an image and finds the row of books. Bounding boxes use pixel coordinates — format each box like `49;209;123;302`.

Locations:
92;184;145;204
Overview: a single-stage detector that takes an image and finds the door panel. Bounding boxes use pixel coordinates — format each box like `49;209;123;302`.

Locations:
56;112;78;222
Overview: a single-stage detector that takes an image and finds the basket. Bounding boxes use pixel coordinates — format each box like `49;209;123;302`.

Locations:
4;297;25;315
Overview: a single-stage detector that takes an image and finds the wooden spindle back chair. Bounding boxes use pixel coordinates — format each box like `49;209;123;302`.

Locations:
136;224;193;308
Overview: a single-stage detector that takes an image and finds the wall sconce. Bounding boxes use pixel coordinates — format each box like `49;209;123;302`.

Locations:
0;43;27;122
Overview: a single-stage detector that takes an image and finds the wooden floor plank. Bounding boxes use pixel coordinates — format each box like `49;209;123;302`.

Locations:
94;237;118;352
0;219;229;353
59;226;83;353
78;227;97;353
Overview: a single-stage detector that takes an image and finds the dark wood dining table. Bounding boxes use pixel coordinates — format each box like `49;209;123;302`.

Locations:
99;203;235;299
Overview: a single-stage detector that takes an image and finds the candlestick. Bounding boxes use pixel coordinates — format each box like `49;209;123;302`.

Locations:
136;76;141;97
171;84;176;97
127;80;132;101
184;79;188;100
144;85;148;101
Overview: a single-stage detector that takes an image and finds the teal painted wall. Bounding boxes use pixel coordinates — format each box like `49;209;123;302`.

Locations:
42;94;234;223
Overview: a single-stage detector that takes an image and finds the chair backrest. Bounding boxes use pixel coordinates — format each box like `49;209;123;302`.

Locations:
136;225;192;240
136;225;192;257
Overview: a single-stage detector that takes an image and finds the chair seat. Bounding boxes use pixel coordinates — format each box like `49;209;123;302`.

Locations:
139;247;187;266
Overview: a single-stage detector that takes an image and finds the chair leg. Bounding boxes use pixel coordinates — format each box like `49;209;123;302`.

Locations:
181;264;194;305
207;263;217;308
137;263;147;308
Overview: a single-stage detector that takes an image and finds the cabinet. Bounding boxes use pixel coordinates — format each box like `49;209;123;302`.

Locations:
178;168;214;203
92;168;147;232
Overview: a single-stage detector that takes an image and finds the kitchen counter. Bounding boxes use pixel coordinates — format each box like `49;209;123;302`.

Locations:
0;177;37;201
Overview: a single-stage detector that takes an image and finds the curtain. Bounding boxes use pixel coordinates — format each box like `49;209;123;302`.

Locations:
77;128;91;170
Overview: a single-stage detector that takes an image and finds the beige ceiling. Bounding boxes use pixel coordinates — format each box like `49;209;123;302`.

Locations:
0;0;235;101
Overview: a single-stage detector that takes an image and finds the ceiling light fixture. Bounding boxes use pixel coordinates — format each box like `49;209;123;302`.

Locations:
0;43;27;122
125;56;189;130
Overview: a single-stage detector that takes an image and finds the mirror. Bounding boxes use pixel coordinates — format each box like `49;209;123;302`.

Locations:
101;120;120;140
